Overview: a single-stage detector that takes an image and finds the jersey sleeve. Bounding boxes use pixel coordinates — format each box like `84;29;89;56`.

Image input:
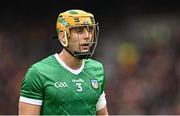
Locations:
102;65;105;94
96;91;107;111
19;66;44;105
96;64;107;111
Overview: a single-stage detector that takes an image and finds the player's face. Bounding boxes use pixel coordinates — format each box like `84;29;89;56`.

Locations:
68;26;95;52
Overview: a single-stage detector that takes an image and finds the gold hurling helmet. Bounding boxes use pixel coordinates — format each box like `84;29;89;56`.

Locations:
56;9;99;59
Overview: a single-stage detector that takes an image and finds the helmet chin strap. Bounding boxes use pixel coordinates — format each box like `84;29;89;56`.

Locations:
73;51;91;59
64;47;91;59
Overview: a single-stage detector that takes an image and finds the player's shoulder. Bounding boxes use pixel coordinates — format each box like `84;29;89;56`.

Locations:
84;58;103;68
33;54;54;65
23;55;55;80
30;54;57;72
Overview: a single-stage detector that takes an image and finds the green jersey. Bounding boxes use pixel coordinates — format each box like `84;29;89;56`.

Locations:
19;53;106;115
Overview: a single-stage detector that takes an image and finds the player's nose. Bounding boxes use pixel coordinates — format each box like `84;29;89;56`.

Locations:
83;29;90;40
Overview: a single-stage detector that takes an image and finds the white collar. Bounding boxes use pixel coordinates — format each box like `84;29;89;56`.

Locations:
54;53;84;75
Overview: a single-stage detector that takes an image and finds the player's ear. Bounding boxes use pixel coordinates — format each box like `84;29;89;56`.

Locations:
58;31;63;41
58;31;68;47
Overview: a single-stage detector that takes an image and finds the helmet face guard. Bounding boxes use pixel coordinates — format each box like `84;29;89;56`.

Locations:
69;24;99;59
56;9;99;59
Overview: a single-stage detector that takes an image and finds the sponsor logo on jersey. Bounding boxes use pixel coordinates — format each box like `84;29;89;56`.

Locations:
72;78;84;83
91;79;99;89
54;82;68;88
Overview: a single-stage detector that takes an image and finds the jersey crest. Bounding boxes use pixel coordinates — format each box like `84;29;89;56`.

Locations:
91;79;99;89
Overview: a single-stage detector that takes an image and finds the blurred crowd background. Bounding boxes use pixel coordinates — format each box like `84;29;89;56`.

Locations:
1;0;180;114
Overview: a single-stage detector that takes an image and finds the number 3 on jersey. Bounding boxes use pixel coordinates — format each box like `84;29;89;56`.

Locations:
76;83;83;92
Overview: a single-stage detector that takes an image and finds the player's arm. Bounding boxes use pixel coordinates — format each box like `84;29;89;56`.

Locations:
96;105;108;115
19;102;41;115
19;67;43;115
96;91;109;115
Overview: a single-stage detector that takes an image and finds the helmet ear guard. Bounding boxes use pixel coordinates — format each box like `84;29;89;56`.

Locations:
59;31;68;47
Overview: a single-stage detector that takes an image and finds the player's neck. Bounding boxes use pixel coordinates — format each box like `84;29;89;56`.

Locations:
58;49;83;70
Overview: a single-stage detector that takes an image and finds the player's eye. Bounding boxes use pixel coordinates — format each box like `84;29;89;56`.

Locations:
76;27;84;34
73;26;94;34
88;27;93;33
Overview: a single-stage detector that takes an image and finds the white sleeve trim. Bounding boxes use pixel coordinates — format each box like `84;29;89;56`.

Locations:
96;91;107;111
19;96;43;106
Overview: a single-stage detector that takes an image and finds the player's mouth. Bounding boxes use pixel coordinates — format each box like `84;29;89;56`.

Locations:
80;43;90;51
